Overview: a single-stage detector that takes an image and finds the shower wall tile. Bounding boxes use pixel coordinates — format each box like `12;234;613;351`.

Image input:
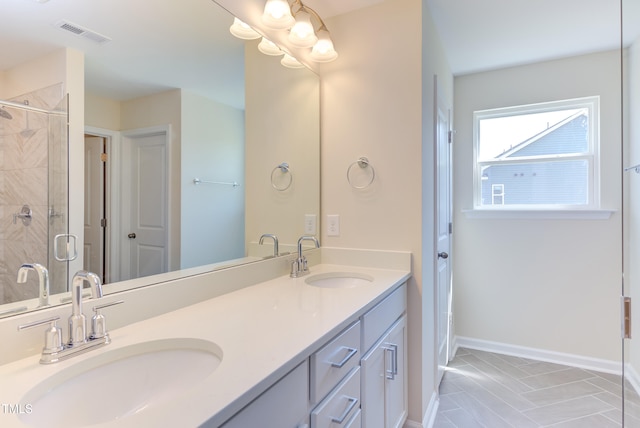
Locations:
1;83;65;305
21;127;47;169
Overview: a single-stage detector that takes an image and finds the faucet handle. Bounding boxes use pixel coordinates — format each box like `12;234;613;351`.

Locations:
18;316;64;355
90;300;124;340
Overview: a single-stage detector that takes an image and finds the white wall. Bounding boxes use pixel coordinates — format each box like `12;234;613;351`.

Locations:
85;92;121;130
319;0;452;423
453;50;623;362
180;90;245;268
244;43;320;250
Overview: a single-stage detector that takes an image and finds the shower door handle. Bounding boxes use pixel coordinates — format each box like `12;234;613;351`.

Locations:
128;233;136;239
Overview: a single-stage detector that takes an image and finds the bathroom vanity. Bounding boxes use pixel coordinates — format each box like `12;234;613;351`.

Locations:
0;248;410;427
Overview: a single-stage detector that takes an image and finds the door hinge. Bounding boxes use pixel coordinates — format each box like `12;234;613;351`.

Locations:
623;296;632;339
449;222;453;234
100;218;107;228
448;130;453;144
100;152;108;162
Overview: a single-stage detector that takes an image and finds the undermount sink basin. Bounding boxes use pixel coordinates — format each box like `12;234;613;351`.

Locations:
19;338;222;428
305;272;374;288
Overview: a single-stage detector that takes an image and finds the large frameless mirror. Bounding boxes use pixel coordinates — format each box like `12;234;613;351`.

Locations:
0;0;319;317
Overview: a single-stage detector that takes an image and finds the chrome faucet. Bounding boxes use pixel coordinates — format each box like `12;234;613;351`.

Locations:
259;233;279;257
17;270;123;364
69;270;103;346
290;235;320;278
17;263;49;307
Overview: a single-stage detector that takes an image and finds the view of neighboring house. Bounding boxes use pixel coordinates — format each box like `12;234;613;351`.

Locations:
480;111;590;206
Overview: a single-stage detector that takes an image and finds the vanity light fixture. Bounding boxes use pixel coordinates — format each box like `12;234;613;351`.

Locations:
288;8;317;48
228;0;338;66
310;28;338;62
281;53;305;69
229;17;261;40
258;37;283;56
262;0;296;29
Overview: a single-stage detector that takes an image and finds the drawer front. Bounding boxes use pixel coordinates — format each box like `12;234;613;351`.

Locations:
311;321;361;403
345;408;361;428
311;367;361;428
361;284;406;354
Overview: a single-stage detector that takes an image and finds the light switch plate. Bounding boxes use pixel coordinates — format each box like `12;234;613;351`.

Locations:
304;214;317;235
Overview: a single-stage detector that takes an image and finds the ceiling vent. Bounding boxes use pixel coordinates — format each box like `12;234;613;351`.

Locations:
54;20;112;45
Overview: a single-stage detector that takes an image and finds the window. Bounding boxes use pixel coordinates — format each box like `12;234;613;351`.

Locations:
474;97;600;210
491;184;504;205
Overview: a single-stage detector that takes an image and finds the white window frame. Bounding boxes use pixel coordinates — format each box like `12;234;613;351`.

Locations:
472;96;601;212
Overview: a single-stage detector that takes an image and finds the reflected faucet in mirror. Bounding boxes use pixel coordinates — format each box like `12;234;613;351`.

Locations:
17;263;49;308
259;234;279;257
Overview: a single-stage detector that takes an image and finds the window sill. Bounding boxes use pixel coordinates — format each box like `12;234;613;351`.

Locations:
462;208;616;220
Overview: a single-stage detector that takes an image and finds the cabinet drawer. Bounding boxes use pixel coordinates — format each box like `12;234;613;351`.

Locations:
311;321;361;403
361;284;406;354
311;367;361;428
345;408;361;428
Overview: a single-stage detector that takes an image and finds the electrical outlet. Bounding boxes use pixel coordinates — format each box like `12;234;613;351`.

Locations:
327;214;340;237
304;214;317;235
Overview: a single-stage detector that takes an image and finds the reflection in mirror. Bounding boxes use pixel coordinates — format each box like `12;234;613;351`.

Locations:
0;0;319;317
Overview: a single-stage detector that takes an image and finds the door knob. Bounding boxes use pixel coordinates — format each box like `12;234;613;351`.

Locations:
438;252;449;259
128;233;136;239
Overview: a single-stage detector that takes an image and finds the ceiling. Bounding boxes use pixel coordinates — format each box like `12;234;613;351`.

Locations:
427;0;640;76
1;0;637;107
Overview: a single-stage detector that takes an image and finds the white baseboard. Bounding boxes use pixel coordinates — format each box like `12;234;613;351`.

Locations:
453;336;621;375
626;362;640;394
404;390;438;428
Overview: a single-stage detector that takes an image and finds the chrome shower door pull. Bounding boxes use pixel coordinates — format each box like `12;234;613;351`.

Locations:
54;234;78;261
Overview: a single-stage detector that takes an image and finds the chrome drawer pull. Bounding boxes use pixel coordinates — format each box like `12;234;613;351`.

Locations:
330;346;358;368
331;396;358;424
383;343;398;380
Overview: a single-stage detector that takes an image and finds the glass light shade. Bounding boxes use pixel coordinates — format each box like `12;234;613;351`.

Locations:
258;37;283;56
262;0;295;29
281;54;305;69
288;9;318;48
229;18;261;40
309;29;338;62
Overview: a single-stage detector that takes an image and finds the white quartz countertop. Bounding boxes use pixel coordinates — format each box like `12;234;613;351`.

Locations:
0;263;410;428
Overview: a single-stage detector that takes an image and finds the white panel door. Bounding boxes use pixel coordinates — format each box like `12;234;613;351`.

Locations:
122;130;169;280
435;76;453;385
83;136;105;279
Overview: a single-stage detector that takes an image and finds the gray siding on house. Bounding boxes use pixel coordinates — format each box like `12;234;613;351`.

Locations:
481;114;589;206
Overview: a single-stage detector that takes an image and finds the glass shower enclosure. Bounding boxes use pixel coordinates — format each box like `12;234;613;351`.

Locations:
0;94;69;313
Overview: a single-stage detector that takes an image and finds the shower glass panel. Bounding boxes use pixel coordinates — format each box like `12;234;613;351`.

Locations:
0;95;69;312
48;95;69;296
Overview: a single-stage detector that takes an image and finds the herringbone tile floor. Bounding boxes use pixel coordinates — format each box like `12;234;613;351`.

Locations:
435;348;640;427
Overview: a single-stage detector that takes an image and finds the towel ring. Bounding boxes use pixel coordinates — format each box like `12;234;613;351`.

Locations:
271;162;293;191
347;157;375;189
